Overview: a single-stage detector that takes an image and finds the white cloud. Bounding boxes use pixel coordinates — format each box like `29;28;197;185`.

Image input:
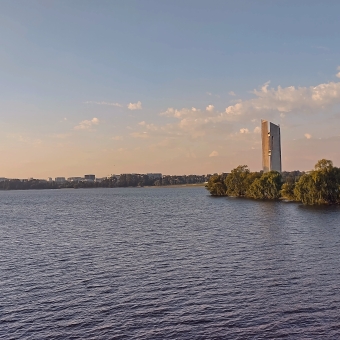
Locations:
74;117;99;130
224;81;340;117
206;104;214;112
229;91;236;96
336;66;340;78
209;150;219;157
305;133;312;139
85;101;123;107
132;79;340;145
128;101;142;110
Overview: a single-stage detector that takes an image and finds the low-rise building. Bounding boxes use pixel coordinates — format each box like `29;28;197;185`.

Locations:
55;177;66;183
84;174;95;181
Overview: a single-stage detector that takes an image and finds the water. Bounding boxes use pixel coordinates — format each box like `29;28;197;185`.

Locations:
1;187;340;339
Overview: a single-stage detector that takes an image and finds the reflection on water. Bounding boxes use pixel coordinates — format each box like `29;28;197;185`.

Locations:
1;187;340;339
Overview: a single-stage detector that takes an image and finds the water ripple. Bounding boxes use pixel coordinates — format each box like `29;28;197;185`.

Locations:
1;187;340;339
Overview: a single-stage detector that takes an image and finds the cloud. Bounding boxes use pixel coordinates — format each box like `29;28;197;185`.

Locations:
51;133;70;139
206;104;214;112
159;106;233;138
128;101;142;110
228;91;236;96
111;136;123;141
85;101;123;107
336;66;340;78
305;133;312;139
223;80;340;118
130;79;340;148
8;133;43;147
74;117;99;130
207;92;220;98
209;151;219;157
130;132;149;139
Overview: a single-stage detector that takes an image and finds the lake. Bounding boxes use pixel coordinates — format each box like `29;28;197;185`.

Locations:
1;187;340;339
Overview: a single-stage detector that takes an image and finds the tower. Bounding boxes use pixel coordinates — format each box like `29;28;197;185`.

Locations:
261;120;282;173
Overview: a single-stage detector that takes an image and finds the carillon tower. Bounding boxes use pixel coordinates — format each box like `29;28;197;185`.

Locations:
261;119;282;173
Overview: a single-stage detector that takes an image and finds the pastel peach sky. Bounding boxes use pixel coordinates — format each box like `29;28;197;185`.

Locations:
1;1;340;178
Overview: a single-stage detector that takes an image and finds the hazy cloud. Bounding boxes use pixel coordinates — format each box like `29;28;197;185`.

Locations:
228;91;236;96
111;136;123;141
128;101;142;110
209;150;219;157
305;133;312;139
253;126;261;133
74;117;99;130
206;104;214;112
130;131;149;139
240;128;249;134
85;101;123;107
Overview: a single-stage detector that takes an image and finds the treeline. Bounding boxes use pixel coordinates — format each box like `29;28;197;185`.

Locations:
0;174;208;190
206;159;340;205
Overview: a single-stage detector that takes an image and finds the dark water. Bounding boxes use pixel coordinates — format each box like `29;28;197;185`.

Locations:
1;187;340;339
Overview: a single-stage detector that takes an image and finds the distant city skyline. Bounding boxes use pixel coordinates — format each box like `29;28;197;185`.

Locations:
1;1;340;178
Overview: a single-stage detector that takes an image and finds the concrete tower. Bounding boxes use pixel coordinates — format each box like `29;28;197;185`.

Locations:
261;120;282;173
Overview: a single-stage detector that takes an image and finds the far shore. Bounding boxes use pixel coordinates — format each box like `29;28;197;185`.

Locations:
144;183;206;188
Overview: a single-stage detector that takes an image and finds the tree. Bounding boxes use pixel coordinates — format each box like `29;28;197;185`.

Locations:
248;171;282;199
225;165;250;196
294;159;340;205
280;182;296;200
205;174;227;196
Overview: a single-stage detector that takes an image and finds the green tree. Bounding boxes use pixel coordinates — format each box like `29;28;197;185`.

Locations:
248;171;282;199
205;174;227;196
225;165;250;196
280;181;296;200
294;159;340;205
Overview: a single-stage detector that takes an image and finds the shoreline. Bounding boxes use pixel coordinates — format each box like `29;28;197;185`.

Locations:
144;183;206;188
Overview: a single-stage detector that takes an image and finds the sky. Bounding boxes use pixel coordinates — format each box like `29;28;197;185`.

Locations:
1;0;340;178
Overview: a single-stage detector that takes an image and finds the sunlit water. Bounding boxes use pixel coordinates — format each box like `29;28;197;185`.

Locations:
1;187;340;339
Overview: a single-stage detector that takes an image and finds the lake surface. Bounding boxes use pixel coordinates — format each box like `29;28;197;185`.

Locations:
1;187;340;339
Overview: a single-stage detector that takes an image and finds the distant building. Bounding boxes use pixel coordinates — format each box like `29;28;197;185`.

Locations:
147;173;162;179
67;177;82;182
84;174;95;181
48;177;53;182
55;177;66;183
261;119;282;173
0;177;6;182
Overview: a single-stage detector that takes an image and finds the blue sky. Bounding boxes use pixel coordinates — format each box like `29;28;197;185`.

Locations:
1;1;340;178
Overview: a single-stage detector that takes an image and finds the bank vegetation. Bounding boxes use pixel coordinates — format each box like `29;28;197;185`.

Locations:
206;159;340;206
